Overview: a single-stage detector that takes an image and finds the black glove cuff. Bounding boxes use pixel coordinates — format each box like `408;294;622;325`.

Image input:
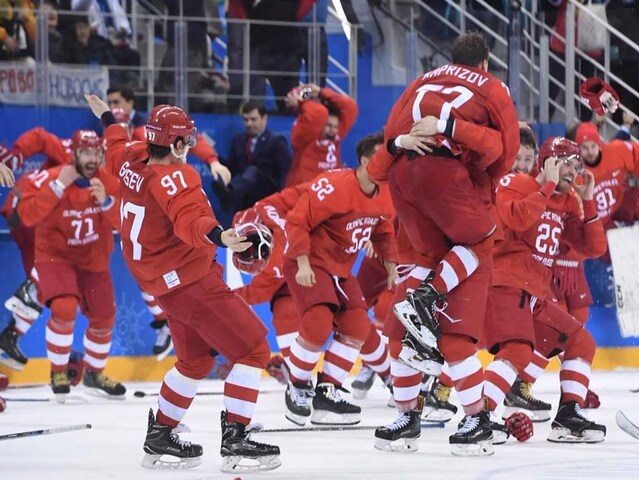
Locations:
206;225;225;247
101;111;117;128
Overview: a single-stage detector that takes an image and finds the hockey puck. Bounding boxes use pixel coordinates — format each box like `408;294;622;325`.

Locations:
133;391;146;397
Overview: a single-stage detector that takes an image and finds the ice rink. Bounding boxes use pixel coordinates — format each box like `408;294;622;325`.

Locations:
1;369;638;480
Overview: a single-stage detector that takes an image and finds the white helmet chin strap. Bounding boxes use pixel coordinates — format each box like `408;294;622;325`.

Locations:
170;144;190;163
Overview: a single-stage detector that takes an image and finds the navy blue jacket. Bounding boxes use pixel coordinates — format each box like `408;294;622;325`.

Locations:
226;128;291;189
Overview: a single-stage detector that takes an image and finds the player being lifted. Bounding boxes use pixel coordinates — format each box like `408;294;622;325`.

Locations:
86;95;281;473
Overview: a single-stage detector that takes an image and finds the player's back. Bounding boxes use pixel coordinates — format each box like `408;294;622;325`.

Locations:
388;65;500;136
117;150;216;296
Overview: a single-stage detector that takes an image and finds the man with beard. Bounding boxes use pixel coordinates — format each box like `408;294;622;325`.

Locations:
16;130;125;400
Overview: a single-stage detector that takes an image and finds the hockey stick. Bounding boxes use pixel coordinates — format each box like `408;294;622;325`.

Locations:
259;422;445;433
616;410;639;440
0;424;92;442
133;389;281;398
4;395;89;403
7;383;48;390
630;387;639;393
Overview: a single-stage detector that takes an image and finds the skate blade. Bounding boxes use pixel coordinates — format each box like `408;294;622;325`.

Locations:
547;427;606;443
374;437;419;453
393;302;438;348
155;340;174;362
53;394;89;404
311;410;361;425
285;410;309;426
4;297;40;320
83;387;126;400
502;406;550;423
220;454;281;473
450;440;494;457
422;407;455;423
141;453;202;470
352;387;369;400
0;353;26;371
398;347;443;376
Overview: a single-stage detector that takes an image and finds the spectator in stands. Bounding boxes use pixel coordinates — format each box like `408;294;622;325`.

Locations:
212;101;292;212
40;0;67;63
65;15;118;69
68;1;140;87
107;85;145;128
227;0;302;113
157;0;225;112
0;0;35;61
284;83;358;186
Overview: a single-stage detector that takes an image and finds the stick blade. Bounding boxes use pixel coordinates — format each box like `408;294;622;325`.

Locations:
616;410;639;440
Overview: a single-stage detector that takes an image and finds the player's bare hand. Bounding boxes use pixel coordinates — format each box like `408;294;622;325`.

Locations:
222;229;252;252
210;161;231;185
622;110;635;127
410;116;440;136
543;157;561;185
302;83;321;98
384;260;398;290
397;134;435;156
89;178;106;204
57;165;82;187
0;163;15;188
85;94;111;119
573;169;595;201
296;256;316;287
363;240;377;259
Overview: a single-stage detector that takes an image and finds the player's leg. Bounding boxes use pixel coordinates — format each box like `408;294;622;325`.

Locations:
266;292;299;384
390;157;495;334
315;278;370;425
504;349;552;422
140;289;173;360
534;302;606;443
78;270;125;398
375;278;424;451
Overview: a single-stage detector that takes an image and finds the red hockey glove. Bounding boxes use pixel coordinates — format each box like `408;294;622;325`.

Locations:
505;412;534;442
580;78;620;116
584;389;601;409
0;372;8;391
0;144;23;171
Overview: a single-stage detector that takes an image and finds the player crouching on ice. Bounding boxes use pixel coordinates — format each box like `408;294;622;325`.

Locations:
86;94;280;473
483;137;607;446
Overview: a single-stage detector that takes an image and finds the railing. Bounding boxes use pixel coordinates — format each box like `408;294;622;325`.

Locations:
0;4;359;112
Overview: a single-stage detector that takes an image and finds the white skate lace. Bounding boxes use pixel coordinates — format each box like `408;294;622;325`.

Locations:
574;404;590;421
325;385;349;403
458;415;479;434
169;433;192;449
387;412;411;431
155;326;170;347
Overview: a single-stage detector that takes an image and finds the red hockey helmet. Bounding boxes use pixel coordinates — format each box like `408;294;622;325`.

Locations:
145;104;197;148
71;129;103;153
538;137;582;172
232;221;274;275
111;107;130;125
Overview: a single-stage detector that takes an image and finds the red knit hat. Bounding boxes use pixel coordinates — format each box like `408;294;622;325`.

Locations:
575;122;602;147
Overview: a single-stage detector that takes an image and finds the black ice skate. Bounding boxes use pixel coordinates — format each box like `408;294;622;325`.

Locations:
0;323;28;370
141;409;203;469
83;370;126;399
50;370;71;402
547;401;606;443
151;322;173;361
351;366;375;399
503;378;552;422
220;411;281;473
394;275;445;348
375;396;423;452
311;382;361;425
4;278;42;321
422;376;458;422
449;410;494;456
284;381;314;426
398;333;444;376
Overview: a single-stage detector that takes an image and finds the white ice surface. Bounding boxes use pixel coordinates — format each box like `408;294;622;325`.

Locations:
1;370;639;480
